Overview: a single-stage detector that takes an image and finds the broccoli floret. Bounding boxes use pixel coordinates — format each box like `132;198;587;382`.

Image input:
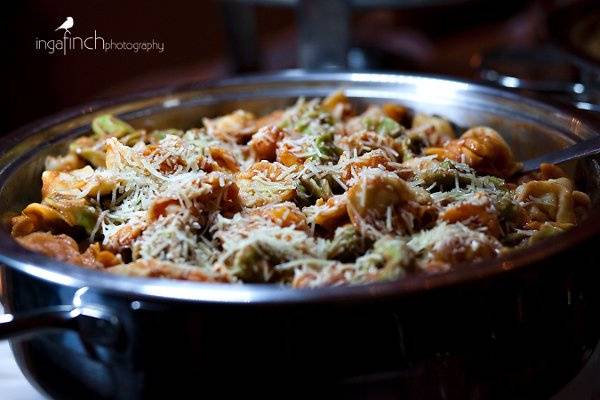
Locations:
363;115;404;138
420;163;468;189
300;177;333;201
43;193;98;235
231;243;282;282
148;129;184;143
495;192;519;221
326;225;372;261
92;114;135;138
355;237;414;280
528;223;568;245
376;117;402;138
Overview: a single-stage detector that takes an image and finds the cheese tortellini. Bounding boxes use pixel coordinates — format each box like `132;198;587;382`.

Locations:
11;93;591;287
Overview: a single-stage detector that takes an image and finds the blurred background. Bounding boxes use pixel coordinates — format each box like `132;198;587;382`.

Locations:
2;0;599;133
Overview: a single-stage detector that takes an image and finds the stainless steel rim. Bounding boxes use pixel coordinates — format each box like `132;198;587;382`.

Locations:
0;70;598;305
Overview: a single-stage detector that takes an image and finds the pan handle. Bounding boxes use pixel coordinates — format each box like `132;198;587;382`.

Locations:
0;305;121;346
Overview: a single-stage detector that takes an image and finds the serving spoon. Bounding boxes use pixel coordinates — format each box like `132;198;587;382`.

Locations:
520;135;600;173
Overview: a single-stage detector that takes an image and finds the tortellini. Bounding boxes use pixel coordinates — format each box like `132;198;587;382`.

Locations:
10;95;592;287
425;126;521;178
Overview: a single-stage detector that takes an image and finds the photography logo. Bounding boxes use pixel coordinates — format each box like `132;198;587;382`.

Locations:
55;17;74;35
35;17;165;55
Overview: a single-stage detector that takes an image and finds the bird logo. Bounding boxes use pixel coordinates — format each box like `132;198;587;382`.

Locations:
55;17;74;35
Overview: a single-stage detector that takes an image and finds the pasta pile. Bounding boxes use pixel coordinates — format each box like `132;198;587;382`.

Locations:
11;92;591;287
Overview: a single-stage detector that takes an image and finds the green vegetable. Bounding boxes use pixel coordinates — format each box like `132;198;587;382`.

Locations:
312;131;342;163
398;136;425;160
280;98;342;163
69;137;106;167
92;114;135;138
495;192;520;221
420;160;506;192
149;129;185;142
78;148;106;168
73;205;99;234
373;238;413;279
356;237;413;280
420;167;465;189
232;244;265;282
306;115;334;135
528;223;566;245
501;231;529;246
439;160;454;170
327;225;371;261
362;116;376;131
42;194;98;234
478;176;505;189
298;171;345;202
376;117;402;137
301;177;333;200
295;181;312;206
119;130;144;146
363;116;403;138
279;98;335;136
231;242;287;283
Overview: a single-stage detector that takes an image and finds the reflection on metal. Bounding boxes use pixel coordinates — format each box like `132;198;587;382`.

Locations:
72;286;89;308
481;69;588;94
575;101;600;113
0;305;121;346
478;47;600;113
520;134;600;173
162;98;181;108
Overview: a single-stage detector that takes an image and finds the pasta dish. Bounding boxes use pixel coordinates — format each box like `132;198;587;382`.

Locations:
10;92;591;287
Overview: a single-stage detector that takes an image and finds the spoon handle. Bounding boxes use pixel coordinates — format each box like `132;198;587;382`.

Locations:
520;135;600;173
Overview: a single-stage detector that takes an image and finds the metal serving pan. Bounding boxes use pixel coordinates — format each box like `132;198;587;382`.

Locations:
0;71;599;399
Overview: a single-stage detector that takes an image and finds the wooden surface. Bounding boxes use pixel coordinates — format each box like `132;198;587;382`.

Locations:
0;305;43;399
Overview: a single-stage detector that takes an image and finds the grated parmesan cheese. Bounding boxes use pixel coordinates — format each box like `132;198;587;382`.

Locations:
21;93;577;287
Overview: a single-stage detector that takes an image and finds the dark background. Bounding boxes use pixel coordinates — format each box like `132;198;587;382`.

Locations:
0;0;569;133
